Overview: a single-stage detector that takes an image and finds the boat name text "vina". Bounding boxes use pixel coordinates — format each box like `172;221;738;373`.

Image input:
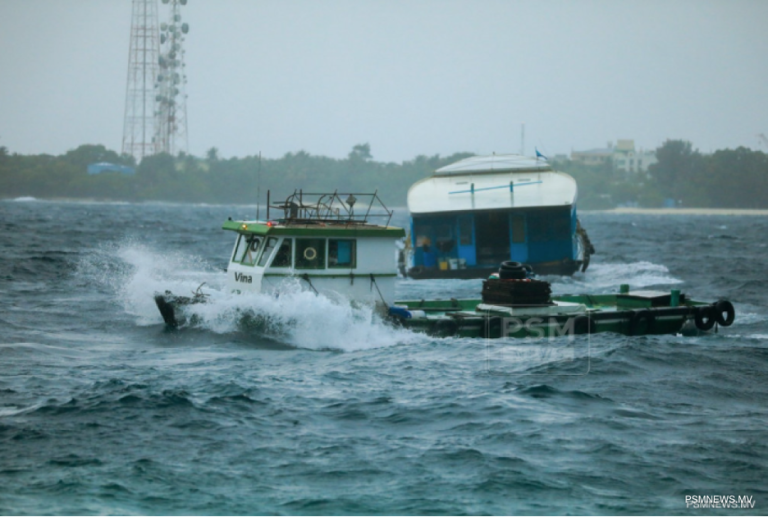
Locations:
234;272;252;284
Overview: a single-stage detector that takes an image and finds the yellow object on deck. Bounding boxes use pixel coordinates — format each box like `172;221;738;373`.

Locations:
439;261;449;270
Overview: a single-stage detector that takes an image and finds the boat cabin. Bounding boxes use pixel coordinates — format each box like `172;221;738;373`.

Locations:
406;154;592;279
223;192;405;307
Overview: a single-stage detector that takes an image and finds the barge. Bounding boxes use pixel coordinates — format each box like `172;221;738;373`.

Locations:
390;282;735;339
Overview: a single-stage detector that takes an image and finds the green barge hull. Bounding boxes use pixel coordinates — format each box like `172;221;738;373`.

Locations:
390;289;735;339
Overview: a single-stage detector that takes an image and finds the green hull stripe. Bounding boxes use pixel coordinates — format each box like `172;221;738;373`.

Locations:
263;273;398;278
222;220;270;235
222;220;404;238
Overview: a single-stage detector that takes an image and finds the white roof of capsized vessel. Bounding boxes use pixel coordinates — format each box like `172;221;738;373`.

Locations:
434;154;552;176
408;153;577;215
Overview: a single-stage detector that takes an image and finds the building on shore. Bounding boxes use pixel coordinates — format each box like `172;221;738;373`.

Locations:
87;162;136;175
570;140;657;173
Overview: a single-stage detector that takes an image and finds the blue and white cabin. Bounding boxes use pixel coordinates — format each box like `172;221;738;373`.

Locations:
405;154;594;279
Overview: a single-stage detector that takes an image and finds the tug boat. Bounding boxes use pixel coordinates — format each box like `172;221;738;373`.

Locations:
404;153;595;279
154;191;405;327
154;191;734;339
390;262;736;339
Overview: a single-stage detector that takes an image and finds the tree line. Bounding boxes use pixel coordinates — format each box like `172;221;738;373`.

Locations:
0;143;470;207
1;140;766;209
555;140;768;209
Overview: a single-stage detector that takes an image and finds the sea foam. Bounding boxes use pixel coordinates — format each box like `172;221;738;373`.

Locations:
81;241;422;351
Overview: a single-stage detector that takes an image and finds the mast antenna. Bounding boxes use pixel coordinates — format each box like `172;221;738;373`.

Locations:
257;151;262;220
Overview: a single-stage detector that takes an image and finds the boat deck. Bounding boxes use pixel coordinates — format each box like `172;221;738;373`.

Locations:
391;291;719;339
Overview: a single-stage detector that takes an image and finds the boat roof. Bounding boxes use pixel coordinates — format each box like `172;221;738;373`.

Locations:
434;154;552;176
223;219;405;238
408;169;577;215
408;153;575;214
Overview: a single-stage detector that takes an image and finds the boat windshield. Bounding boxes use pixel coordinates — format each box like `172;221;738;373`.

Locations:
238;235;263;266
271;239;292;267
258;237;279;267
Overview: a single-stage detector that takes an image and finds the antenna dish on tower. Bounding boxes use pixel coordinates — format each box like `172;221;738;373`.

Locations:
154;0;190;156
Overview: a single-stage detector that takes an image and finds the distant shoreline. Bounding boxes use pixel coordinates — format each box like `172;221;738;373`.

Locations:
585;207;768;216
5;197;768;216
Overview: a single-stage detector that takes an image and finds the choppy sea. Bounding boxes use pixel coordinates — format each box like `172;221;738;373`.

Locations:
1;198;766;515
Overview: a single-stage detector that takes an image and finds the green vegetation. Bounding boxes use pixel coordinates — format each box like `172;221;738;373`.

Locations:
555;140;768;209
1;141;766;209
0;143;471;206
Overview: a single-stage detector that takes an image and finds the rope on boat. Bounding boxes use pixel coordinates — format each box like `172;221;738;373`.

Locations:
369;274;388;306
192;282;209;300
300;274;319;295
576;219;596;272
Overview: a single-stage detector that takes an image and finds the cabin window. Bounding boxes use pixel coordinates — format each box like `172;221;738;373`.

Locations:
295;238;326;269
240;235;263;265
528;212;570;242
435;224;455;253
272;238;292;267
257;237;279;267
436;224;453;240
551;215;570;239
511;215;526;243
329;239;356;268
413;220;433;251
458;217;473;246
232;235;247;263
528;216;548;243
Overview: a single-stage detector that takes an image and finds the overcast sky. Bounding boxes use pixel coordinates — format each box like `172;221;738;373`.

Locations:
1;0;767;162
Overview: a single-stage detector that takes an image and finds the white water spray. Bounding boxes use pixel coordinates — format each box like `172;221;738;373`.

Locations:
80;242;423;351
550;261;683;294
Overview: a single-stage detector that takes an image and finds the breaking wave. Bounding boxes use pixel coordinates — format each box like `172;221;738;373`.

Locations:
548;261;683;294
78;242;422;351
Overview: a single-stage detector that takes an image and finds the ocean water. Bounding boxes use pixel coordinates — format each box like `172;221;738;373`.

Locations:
1;199;766;515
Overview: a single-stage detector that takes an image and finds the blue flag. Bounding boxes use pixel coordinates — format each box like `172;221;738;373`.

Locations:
535;148;547;160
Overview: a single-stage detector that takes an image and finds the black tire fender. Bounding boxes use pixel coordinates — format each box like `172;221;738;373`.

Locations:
694;305;716;331
499;268;527;280
714;300;735;327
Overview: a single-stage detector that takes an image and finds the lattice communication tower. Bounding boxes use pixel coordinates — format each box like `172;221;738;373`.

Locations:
122;0;189;161
122;0;160;161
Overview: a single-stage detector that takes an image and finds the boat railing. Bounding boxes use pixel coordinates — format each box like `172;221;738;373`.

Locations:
267;189;394;226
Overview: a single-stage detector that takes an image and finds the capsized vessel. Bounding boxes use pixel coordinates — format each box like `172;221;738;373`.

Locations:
404;153;595;279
